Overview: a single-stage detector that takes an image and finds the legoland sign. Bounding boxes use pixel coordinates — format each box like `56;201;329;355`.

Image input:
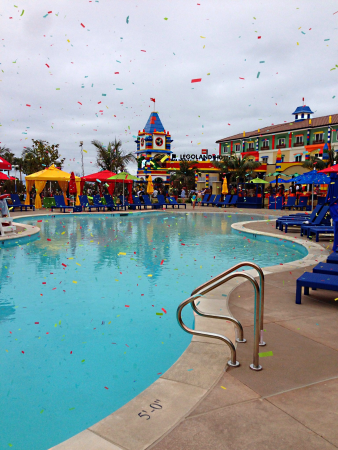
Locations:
171;153;222;161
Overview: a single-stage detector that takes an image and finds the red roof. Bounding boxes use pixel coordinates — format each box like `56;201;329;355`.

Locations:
216;113;338;143
81;170;117;182
319;165;338;174
0;157;12;170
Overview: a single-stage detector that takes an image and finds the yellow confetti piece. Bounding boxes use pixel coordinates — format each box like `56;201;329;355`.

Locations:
200;265;202;269
54;324;57;327
73;281;77;284
148;274;153;277
335;298;338;301
69;257;74;260
61;232;65;234
200;36;206;38
76;263;81;266
118;252;126;255
83;149;87;153
221;386;227;390
108;321;111;324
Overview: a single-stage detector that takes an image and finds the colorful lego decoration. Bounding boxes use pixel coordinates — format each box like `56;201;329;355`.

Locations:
205;173;209;187
275;148;282;171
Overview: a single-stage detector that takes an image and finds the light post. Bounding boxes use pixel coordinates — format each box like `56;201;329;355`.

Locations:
79;141;84;177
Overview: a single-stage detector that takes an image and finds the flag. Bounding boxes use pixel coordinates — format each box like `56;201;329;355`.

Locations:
150;98;155;102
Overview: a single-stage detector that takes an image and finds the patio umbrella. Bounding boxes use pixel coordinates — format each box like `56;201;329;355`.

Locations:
250;177;269;184
108;172;138;204
222;177;228;194
147;175;154;195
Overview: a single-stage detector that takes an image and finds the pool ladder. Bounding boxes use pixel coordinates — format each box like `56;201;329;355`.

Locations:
177;262;266;371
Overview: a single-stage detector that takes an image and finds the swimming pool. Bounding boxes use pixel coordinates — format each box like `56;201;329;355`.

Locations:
0;212;306;449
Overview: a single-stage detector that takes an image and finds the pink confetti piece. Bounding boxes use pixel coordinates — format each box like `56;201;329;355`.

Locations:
141;49;146;52
239;77;245;80
162;308;167;314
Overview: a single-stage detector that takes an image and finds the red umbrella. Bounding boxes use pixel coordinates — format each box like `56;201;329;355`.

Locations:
318;165;338;174
69;172;77;194
0;172;9;181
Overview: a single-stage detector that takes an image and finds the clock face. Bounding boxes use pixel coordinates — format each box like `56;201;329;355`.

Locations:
155;137;163;147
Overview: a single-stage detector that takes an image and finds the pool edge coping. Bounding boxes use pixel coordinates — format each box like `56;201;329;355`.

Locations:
48;215;331;450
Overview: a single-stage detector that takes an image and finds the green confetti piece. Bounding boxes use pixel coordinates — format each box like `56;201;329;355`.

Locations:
40;409;44;413
81;359;85;363
20;9;24;16
259;61;265;63
324;39;330;41
126;15;129;24
156;312;163;315
164;17;168;20
301;31;305;34
116;60;121;63
102;93;106;96
258;351;273;357
257;71;260;78
69;407;75;410
56;88;60;90
333;96;336;99
116;88;123;90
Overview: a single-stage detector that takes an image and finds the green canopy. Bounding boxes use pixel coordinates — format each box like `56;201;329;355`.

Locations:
250;177;269;184
107;172;138;181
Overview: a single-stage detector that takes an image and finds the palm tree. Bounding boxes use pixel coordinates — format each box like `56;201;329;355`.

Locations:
0;145;15;165
302;149;338;171
213;155;261;187
13;157;25;182
92;138;136;173
170;161;201;191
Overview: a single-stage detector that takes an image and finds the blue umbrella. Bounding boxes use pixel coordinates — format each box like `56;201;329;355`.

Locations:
326;173;338;251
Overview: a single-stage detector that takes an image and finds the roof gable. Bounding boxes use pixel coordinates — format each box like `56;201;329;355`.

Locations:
144;112;165;133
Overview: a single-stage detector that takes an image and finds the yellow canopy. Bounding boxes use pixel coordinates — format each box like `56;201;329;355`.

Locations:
147;175;154;195
222;177;228;195
25;164;81;209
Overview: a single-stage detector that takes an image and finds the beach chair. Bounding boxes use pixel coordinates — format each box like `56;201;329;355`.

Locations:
132;195;147;210
203;195;215;206
200;194;211;206
268;196;284;210
116;196;128;211
0;197;16;235
210;194;221;206
300;205;330;236
104;195;118;211
282;197;297;210
296;272;338;304
10;193;35;211
294;196;309;211
280;205;329;233
327;252;338;264
313;262;338;275
92;195;107;211
168;197;186;209
51;195;77;213
228;195;238;207
307;226;334;241
156;194;169;209
143;195;158;209
276;204;322;229
216;195;231;207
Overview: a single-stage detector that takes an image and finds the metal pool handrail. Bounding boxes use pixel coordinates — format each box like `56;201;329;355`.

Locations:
177;271;262;370
191;261;266;346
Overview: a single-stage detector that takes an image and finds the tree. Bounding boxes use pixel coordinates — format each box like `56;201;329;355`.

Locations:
302;149;338;171
22;139;65;175
0;145;15;165
92;138;136;173
12;157;25;182
213;155;261;186
170;161;201;190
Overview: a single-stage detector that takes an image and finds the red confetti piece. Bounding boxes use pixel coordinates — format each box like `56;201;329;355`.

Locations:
160;260;164;265
35;322;39;324
26;104;31;107
80;23;85;27
239;77;245;80
48;11;52;13
157;372;162;375
45;64;50;68
21;351;24;354
125;305;130;307
70;351;72;354
258;36;261;39
98;101;101;104
104;386;109;389
114;72;119;74
37;220;42;222
141;50;146;52
191;78;202;83
78;102;82;105
62;263;67;267
125;344;129;347
47;238;51;241
162;308;167;314
42;282;46;284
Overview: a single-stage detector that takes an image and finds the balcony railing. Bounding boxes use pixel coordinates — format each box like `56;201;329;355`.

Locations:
260;146;270;150
313;139;324;144
276;144;286;149
293;142;304;147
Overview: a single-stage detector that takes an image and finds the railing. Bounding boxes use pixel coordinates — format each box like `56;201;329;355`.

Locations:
177;262;266;371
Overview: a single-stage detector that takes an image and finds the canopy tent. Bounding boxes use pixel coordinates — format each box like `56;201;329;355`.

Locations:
25;164;81;208
319;164;338;174
0;172;10;181
81;170;133;196
108;172;138;203
0;157;12;171
250;177;269;184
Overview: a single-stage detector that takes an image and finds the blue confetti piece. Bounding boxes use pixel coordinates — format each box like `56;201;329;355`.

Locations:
257;72;260;78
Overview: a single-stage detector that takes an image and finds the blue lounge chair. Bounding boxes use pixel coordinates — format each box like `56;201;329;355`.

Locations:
327;253;338;264
296;272;338;304
216;194;231;207
51;195;76;213
168;197;186;209
132;195;147;210
92;195;107;211
202;194;215;206
156;194;169;209
79;195;106;212
143;195;158;209
200;194;211;206
228;195;238;207
294;196;310;211
300;205;330;236
307;226;334;241
276;204;322;229
104;195;116;211
10;193;35;211
282;197;297;210
313;262;338;275
280;205;329;233
210;194;221;206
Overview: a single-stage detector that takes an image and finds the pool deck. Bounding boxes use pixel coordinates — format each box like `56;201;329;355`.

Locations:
10;207;338;450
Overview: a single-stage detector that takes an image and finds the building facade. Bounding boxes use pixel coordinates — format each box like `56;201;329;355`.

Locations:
216;106;338;177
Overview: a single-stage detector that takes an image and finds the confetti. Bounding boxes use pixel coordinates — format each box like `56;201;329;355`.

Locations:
126;16;129;24
191;78;202;83
258;351;273;357
257;72;260;78
80;23;85;28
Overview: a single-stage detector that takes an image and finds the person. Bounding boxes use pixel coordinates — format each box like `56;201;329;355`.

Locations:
191;192;197;209
197;190;202;207
181;187;186;199
153;188;158;198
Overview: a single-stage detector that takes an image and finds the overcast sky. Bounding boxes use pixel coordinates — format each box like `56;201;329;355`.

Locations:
1;0;338;176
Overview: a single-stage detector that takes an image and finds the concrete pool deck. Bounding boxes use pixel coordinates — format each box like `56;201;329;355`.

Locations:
9;207;338;449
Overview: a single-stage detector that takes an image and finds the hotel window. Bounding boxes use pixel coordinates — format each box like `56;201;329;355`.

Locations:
295;155;302;162
262;156;269;163
314;133;324;142
281;155;285;162
248;142;254;149
235;144;240;152
296;135;304;144
301;113;304;119
278;138;285;146
262;139;269;147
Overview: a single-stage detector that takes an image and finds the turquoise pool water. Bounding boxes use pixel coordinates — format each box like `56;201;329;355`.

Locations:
0;212;306;449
